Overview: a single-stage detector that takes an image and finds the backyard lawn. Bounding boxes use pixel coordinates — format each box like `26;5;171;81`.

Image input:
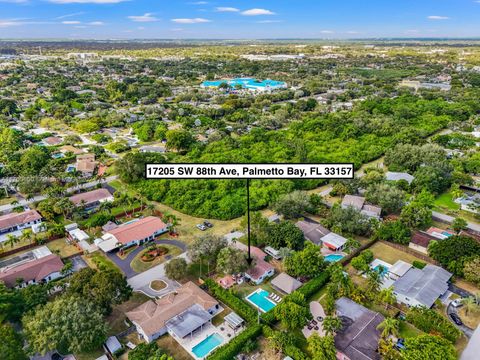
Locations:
47;238;81;258
156;335;192;360
368;242;433;266
434;191;460;212
398;320;423;338
130;244;183;273
106;292;150;336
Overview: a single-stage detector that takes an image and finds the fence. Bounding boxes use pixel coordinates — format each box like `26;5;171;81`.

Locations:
0;234;64;259
378;240;438;264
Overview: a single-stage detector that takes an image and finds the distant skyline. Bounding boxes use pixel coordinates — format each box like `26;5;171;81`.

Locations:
1;0;480;39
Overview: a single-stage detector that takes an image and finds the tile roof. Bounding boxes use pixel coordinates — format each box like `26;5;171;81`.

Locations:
0;210;42;231
271;272;302;294
69;188;112;206
0;254;63;287
411;231;437;248
126;281;218;337
106;216;168;245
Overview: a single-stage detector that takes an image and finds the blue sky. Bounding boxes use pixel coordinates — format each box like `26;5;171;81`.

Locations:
1;0;480;39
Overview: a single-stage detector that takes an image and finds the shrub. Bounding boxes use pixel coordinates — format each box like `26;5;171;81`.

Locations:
412;260;426;269
406;307;461;343
203;279;256;323
207;324;262;360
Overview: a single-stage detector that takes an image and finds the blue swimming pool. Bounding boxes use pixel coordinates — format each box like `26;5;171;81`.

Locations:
325;254;345;262
192;333;223;358
246;289;277;313
202;77;286;90
374;264;389;277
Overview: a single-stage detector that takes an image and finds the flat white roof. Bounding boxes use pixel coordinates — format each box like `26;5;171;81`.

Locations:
321;232;347;248
97;238;120;252
389;260;412;277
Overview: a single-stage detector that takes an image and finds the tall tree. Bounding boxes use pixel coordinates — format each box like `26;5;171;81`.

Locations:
0;323;28;360
23;296;108;355
307;334;336;360
377;318;400;339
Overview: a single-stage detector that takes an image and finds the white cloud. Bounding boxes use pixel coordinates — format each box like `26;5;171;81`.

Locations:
128;13;158;22
189;1;208;4
62;20;81;24
50;0;127;3
88;21;104;25
0;19;25;27
56;12;85;20
427;15;449;20
320;30;334;34
257;20;282;24
215;7;239;12
171;18;211;24
241;8;275;16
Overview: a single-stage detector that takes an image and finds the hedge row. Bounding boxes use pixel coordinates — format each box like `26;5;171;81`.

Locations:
203;278;257;323
406;307;461;343
207;324;262;360
262;326;310;360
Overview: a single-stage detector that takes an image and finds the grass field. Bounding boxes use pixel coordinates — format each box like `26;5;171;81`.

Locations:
434;192;460;212
368;242;433;266
47;238;81;258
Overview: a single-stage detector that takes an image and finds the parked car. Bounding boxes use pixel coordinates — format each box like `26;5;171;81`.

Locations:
203;220;213;228
196;224;207;231
394;338;405;351
449;312;463;326
451;299;463;308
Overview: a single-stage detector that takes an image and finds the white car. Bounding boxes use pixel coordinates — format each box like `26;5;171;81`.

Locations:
451;299;463;308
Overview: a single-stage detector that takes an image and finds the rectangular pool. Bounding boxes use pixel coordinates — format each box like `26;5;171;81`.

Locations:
325;254;344;262
192;333;223;359
246;289;277;313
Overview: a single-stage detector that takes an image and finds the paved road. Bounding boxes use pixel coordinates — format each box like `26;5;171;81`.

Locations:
128;253;189;298
432;211;480;233
446;302;474;338
0;175;118;213
107;239;187;279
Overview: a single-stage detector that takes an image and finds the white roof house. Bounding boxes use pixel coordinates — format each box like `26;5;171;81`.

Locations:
320;232;348;251
388;260;412;280
386;171;415;184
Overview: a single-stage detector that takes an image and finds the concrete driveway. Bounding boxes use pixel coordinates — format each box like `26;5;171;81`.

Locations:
302;301;326;338
106;239;187;279
127;253;189;298
447;302;474;338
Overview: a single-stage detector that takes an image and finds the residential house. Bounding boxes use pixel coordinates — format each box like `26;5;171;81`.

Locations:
41;136;63;146
335;297;384;360
59;145;85;155
385;171;415;184
387;260;412;281
98;216;169;252
295;220;330;245
233;242;275;285
425;227;454;240
393;264;452;308
455;194;480;214
69;188;114;211
341;195;382;220
320;232;348;251
126;281;221;343
76;153;97;177
409;231;438;254
271;272;302;294
0;246;64;288
0;210;42;242
264;246;282;260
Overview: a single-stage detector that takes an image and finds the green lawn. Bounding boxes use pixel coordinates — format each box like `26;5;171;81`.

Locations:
84;252;119;272
434;192;460;212
398;321;423;338
47;238;81;258
369;242;433;266
130;244;183;273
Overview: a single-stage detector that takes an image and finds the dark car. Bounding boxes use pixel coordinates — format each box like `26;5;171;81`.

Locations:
450;313;463;326
394;339;406;351
203;220;213;228
51;353;64;360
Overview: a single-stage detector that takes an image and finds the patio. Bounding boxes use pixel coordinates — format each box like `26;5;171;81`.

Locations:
302;301;326;338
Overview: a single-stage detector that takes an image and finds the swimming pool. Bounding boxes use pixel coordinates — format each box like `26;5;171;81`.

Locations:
374;264;389;277
246;289;277;313
325;254;345;262
202;77;287;90
192;333;223;359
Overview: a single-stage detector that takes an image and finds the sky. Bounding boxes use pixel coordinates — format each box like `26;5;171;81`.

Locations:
1;0;480;39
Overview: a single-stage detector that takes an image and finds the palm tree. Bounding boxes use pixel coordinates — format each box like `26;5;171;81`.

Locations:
377;318;400;339
4;234;19;248
366;268;382;294
20;229;33;245
378;286;396;310
322;316;342;336
463;296;479;316
146;203;155;216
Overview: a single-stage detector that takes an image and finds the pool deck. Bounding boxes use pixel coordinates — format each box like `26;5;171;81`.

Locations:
245;288;278;313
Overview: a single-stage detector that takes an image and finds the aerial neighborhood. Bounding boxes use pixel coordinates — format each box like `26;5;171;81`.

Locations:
2;21;480;360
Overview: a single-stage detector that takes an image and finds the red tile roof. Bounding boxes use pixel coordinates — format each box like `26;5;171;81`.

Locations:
69;188;112;206
411;231;437;248
0;254;63;287
0;210;42;231
106;216;168;245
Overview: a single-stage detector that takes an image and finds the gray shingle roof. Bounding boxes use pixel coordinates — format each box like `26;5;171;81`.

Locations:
386;172;414;184
393;264;452;308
